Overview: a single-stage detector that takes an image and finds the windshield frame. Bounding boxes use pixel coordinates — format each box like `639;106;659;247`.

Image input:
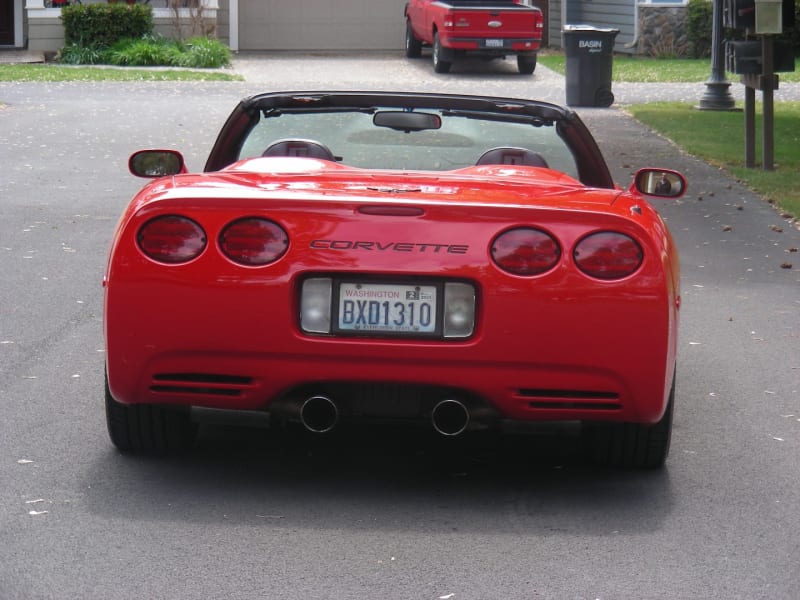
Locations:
204;91;615;189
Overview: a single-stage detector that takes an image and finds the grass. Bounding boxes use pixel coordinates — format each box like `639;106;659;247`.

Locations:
538;53;800;84
0;63;241;82
628;101;800;217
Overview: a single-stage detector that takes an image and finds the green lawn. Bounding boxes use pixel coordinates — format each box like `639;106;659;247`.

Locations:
0;63;241;82
538;53;800;83
628;101;800;218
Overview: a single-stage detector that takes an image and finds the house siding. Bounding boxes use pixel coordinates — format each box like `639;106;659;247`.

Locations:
27;16;62;52
549;0;637;54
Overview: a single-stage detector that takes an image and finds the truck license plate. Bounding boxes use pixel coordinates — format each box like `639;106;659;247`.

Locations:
337;282;437;334
485;39;504;48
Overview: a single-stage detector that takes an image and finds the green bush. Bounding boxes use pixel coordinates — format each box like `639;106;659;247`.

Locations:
686;0;713;58
686;0;799;59
179;37;232;68
58;43;106;65
61;3;153;49
106;36;183;67
787;2;800;55
63;35;231;69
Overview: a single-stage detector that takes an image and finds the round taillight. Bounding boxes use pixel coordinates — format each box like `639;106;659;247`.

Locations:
219;217;289;266
137;215;206;264
574;231;643;280
491;227;561;276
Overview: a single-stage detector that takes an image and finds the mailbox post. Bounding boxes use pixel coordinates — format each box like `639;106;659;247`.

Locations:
724;0;795;170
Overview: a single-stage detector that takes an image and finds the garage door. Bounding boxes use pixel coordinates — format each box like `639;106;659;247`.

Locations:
239;0;405;51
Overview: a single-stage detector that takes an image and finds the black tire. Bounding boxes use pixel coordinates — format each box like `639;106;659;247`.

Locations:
583;374;674;469
405;20;422;58
595;87;615;108
432;32;451;74
105;373;197;454
517;54;537;75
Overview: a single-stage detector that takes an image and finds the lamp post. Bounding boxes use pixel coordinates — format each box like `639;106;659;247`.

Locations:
698;0;737;110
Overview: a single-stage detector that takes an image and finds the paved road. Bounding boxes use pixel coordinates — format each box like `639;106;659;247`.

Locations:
1;54;799;599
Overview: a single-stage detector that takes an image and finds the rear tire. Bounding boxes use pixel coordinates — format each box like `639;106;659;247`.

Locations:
432;32;452;73
405;20;422;58
105;373;197;454
583;374;674;469
517;54;537;75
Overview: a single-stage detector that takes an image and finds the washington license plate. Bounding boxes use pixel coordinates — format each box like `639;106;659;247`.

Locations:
337;282;437;334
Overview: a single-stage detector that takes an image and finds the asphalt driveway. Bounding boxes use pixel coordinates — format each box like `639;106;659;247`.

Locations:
1;52;799;599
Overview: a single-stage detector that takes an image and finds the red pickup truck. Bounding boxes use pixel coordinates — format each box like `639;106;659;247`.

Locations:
404;0;544;74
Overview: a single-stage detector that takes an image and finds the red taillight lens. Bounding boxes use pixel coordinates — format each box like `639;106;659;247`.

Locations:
491;227;561;276
573;231;643;280
219;217;288;266
137;215;206;264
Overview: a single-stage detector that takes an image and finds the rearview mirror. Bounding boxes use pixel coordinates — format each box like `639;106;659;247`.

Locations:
632;169;687;198
373;111;442;132
129;150;185;178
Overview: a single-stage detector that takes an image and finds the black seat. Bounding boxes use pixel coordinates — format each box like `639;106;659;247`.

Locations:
476;147;548;168
262;139;336;161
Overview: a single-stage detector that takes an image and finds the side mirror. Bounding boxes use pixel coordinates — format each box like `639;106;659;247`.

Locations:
632;168;687;199
129;150;186;178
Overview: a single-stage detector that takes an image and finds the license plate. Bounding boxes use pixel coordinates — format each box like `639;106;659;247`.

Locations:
485;39;504;48
337;282;437;334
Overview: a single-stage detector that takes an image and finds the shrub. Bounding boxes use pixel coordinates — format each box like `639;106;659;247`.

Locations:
58;43;106;65
179;37;232;68
687;0;800;59
686;0;713;58
106;36;181;67
61;4;153;49
90;36;230;69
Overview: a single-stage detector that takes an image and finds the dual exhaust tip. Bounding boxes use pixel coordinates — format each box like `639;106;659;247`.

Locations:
298;395;470;437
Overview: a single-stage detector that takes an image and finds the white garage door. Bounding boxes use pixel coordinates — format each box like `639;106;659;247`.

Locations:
239;0;405;51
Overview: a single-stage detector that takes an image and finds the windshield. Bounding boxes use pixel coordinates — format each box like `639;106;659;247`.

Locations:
237;108;580;178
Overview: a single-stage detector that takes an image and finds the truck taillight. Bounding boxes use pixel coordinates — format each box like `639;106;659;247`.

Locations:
491;227;561;276
219;217;288;266
573;232;643;280
137;215;207;264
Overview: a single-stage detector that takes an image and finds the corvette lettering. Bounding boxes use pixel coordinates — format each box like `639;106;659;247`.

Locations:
310;240;469;254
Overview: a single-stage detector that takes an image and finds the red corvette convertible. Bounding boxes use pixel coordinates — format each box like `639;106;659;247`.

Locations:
103;91;686;468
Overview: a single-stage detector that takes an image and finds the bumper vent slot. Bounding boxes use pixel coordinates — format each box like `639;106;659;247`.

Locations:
150;373;254;397
518;388;621;411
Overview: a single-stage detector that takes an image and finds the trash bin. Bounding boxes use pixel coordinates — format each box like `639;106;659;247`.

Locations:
562;25;619;108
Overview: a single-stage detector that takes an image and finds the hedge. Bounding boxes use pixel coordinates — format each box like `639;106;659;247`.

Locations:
61;3;153;48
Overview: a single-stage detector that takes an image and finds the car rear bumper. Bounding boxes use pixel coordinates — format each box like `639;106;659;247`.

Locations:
106;342;674;426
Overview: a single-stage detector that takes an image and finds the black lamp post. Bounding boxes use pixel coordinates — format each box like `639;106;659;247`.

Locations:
698;0;737;110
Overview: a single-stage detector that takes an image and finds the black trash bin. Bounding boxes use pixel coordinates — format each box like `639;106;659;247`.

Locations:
562;25;619;108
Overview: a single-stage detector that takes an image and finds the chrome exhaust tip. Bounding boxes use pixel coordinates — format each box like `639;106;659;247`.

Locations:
431;399;470;437
300;395;339;434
